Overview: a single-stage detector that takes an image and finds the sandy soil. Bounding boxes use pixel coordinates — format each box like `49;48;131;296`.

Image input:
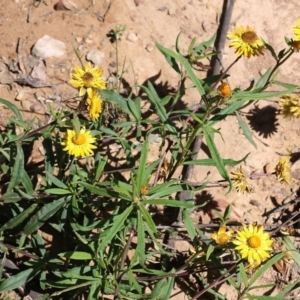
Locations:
1;0;300;299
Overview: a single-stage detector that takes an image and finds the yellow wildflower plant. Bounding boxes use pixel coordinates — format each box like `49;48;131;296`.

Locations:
227;25;265;58
69;63;107;97
275;157;291;185
211;226;234;245
292;18;300;41
61;127;97;157
231;166;254;195
86;89;103;121
278;94;300;118
233;224;273;267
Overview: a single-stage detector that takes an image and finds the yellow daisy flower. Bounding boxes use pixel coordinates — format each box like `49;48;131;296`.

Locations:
61;127;97;157
227;25;265;58
69;63;106;97
86;89;103;121
231;166;254;195
275;157;291;185
233;224;273;267
278;94;300;118
292;18;300;41
211;226;234;245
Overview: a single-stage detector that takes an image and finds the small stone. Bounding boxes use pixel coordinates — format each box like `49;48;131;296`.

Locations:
168;7;176;16
249;199;260;207
30;102;44;113
75;37;83;44
148;134;162;144
26;54;39;69
32;35;66;59
126;33;138;43
15;89;34;101
145;43;154;52
31;60;47;81
202;20;212;32
86;48;105;66
100;37;110;46
0;62;14;84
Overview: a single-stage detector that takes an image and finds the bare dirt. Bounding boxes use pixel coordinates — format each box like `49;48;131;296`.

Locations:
1;0;300;299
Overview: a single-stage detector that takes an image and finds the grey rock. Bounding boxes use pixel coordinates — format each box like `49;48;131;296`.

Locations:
126;33;138;43
32;35;66;59
86;48;105;66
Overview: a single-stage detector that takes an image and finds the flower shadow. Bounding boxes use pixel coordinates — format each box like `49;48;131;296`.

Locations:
246;104;278;138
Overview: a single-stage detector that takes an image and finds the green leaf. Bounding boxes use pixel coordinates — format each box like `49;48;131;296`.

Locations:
156;41;181;73
277;277;300;298
255;67;273;88
0;98;23;121
143;199;195;208
183;153;250;166
150;276;175;300
203;126;232;192
183;209;197;240
282;236;300;267
262;38;277;61
24;197;66;234
206;244;214;260
136;140;149;192
194;34;216;55
0;268;40;293
6;143;24;193
248;252;285;287
137;211;146;264
238;262;248;288
236;112;257;149
0;203;38;232
3;192;21;203
58;251;93;260
101;90;130;115
45;188;71;195
138;203;157;233
99;205;133;251
46;172;68;189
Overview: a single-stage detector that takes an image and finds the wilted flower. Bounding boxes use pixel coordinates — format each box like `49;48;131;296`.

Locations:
275;157;291;185
231;166;254;194
218;82;232;98
211;226;234;245
278;94;300;118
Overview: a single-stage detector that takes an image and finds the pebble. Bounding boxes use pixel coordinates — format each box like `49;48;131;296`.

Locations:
168;7;176;16
249;199;260;207
86;49;105;66
148;134;162;145
32;35;66;59
31;60;47;81
145;43;154;52
202;20;212;32
0;62;14;84
126;33;138;43
100;37;110;46
15;89;34;101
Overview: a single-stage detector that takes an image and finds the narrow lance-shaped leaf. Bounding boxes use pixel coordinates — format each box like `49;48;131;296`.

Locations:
235;112;257;149
203;126;232;192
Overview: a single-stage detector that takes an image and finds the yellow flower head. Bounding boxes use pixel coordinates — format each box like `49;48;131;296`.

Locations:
275;157;291;185
69;63;106;97
233;224;273;267
231;166;254;195
61;127;97;157
211;226;234;245
278;94;300;118
292;18;300;41
86;89;103;121
141;185;149;196
218;82;232;98
227;25;265;58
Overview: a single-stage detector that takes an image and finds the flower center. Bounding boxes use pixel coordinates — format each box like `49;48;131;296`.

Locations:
247;236;261;248
242;31;258;44
82;72;94;85
72;133;87;145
